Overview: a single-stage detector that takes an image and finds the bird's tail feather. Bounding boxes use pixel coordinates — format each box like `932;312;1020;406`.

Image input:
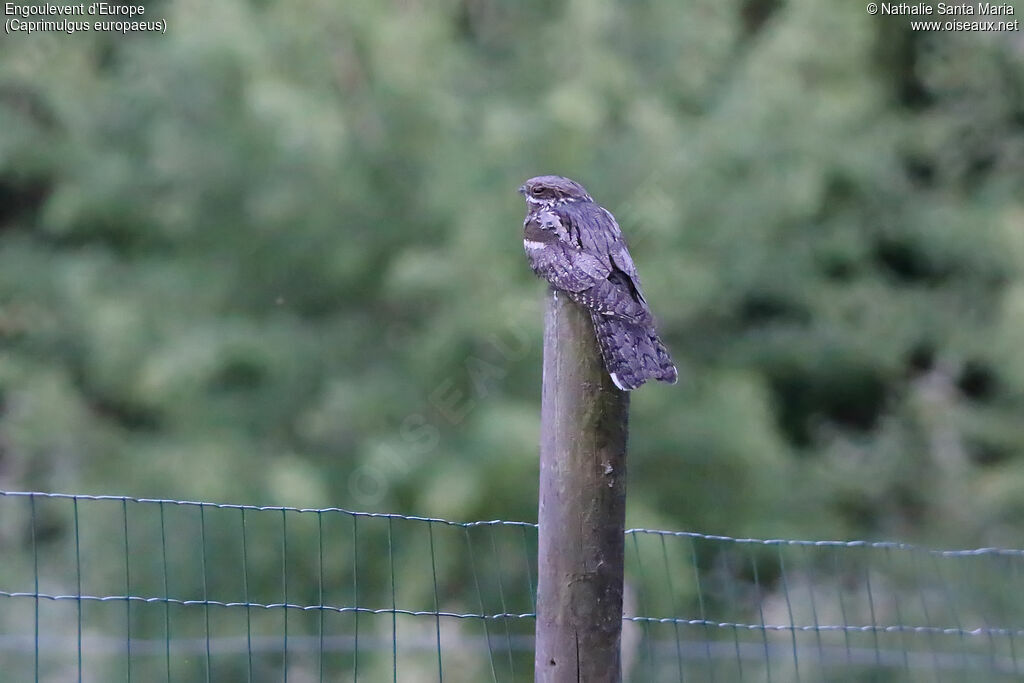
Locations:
590;313;678;391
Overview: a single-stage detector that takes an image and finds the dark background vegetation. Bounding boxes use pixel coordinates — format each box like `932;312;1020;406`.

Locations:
1;0;1023;679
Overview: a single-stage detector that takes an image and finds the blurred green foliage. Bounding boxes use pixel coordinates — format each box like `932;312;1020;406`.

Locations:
1;0;1024;679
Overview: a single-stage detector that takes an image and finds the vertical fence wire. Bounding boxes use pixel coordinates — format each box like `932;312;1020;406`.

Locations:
241;506;253;683
317;511;325;683
30;493;39;683
661;535;684;681
351;515;359;681
750;547;772;683
199;504;211;683
803;544;825;671
282;508;290;682
490;532;515;679
2;491;1024;682
777;545;799;682
122;499;132;683
428;520;443;683
466;528;498;683
630;533;654;678
159;501;170;682
73;496;82;683
387;516;397;682
689;534;714;679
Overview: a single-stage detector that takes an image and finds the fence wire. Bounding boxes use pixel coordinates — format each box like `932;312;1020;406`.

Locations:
0;490;1021;682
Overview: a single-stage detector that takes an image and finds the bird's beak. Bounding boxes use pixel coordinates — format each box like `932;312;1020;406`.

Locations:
517;185;527;196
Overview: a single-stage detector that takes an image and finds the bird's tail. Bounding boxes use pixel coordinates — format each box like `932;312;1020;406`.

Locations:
590;312;678;391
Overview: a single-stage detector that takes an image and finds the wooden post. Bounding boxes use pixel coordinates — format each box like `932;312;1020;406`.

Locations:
535;290;630;682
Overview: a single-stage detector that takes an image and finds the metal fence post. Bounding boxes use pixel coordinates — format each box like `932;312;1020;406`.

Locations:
535;290;630;682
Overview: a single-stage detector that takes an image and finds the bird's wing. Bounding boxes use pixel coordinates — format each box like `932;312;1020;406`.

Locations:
558;201;620;259
609;243;647;305
550;247;611;293
557;202;648;305
524;213;610;293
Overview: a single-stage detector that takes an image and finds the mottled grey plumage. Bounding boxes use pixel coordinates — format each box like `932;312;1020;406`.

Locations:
519;175;677;391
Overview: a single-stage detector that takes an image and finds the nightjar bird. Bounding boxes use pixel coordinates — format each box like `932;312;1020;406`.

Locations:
519;175;678;391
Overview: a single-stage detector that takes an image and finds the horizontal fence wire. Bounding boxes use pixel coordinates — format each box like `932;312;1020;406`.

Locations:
0;490;1022;682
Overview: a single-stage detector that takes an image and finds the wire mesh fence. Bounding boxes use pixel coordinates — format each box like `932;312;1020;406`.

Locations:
1;490;1022;682
623;530;1024;682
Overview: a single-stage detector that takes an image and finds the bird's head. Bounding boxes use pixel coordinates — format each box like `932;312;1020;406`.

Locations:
518;175;592;207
